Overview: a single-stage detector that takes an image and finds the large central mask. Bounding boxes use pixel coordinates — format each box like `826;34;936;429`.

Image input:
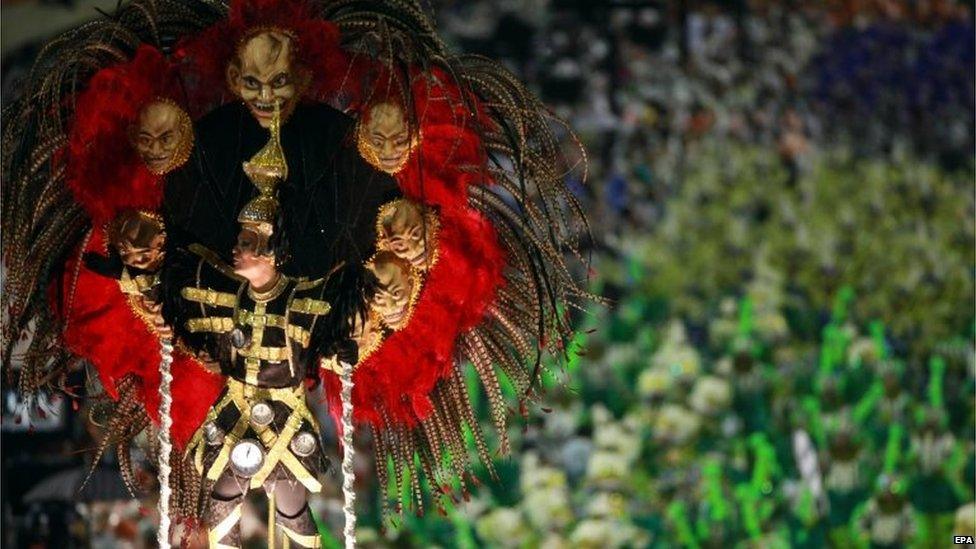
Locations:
227;29;307;127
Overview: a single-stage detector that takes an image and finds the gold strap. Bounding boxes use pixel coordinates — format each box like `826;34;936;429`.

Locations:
278;451;322;493
319;356;341;375
249;411;304;488
294;277;326;291
236;309;287;329
229;378;307;410
245;302;267;384
238;345;290;362
268;490;276;549
286;324;311;347
182;287;237;308
186;317;235;334
279;524;322;548
289;298;331;315
187;390;236;471
208;502;242;549
118;270;157;296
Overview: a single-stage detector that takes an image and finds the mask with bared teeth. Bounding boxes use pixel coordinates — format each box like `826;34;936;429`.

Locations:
226;29;309;128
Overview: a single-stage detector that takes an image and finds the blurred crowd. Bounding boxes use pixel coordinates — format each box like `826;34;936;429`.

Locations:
2;0;974;547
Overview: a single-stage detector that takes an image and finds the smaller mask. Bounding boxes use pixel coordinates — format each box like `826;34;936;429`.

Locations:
130;99;193;174
351;314;384;362
357;102;419;174
368;251;418;331
227;30;307;128
377;199;437;270
110;210;166;271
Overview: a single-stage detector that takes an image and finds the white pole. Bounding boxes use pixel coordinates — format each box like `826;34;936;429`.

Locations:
339;360;356;549
156;338;174;549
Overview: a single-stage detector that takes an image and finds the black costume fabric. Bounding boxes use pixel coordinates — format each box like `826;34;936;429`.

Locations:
163;101;401;278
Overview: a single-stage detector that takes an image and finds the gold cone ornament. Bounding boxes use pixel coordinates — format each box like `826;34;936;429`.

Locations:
238;101;288;232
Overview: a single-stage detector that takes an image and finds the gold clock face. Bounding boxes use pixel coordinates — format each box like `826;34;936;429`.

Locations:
230;439;265;477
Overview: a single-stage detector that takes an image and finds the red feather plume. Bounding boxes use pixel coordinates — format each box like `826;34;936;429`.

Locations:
61;231;223;448
67;45;183;225
322;72;507;429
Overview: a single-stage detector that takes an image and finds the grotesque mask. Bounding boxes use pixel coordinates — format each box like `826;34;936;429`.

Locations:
110;210;166;271
377;199;437;270
368;251;417;330
232;222;276;285
131;99;193;175
357;102;418;174
227;30;307;128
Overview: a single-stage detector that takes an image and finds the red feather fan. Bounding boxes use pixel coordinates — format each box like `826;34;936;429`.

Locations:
323;206;505;427
322;72;507;429
62;45;223;448
61;231;222;448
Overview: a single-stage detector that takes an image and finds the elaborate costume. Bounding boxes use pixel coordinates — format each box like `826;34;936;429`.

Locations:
2;0;593;546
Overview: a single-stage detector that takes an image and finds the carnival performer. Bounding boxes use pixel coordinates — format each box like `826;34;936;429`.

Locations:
3;1;594;546
163;102;372;547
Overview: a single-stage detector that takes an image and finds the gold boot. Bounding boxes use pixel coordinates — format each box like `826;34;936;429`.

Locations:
206;494;244;549
276;504;321;548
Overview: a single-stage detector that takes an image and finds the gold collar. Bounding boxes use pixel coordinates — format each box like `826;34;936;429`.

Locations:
247;274;288;303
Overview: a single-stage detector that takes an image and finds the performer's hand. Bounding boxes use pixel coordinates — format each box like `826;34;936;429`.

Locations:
335;338;359;366
195;350;222;375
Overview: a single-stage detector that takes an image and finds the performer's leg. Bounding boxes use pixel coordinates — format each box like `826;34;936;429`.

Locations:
206;470;246;549
274;479;320;548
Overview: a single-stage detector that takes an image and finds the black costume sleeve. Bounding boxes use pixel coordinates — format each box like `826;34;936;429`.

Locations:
159;243;241;364
328;140;402;268
159;247;199;344
82;250;126;280
308;262;379;363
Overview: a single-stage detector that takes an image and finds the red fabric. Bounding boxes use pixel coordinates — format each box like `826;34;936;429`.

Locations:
174;0;350;113
62;44;221;447
67;45;183;225
60;231;223;448
323;206;505;428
